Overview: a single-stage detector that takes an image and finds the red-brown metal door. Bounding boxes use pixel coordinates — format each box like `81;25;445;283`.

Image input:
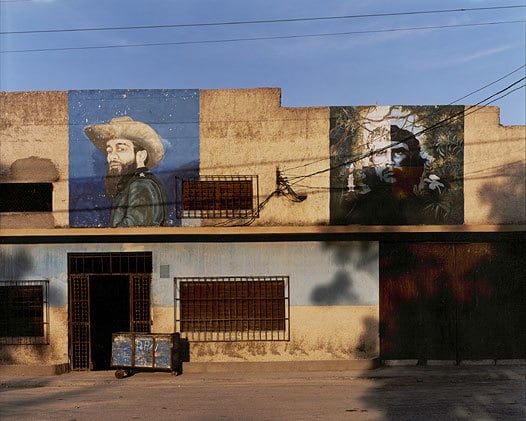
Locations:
380;242;525;361
380;243;457;361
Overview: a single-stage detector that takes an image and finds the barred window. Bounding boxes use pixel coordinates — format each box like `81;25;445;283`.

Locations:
0;280;49;345
176;175;259;218
175;276;289;341
0;183;53;212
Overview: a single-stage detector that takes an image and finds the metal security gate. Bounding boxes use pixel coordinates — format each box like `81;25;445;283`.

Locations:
68;253;152;371
69;275;90;370
131;275;151;333
380;242;525;362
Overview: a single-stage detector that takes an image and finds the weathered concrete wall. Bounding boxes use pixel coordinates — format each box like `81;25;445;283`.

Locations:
464;106;526;224
0;307;68;366
153;306;379;362
1;90;525;228
0;91;69;228
1;241;379;365
200;88;330;226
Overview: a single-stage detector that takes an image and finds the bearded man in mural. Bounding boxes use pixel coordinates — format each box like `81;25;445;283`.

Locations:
84;116;168;227
346;125;428;225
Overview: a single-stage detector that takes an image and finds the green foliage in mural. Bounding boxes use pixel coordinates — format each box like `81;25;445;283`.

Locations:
329;105;464;225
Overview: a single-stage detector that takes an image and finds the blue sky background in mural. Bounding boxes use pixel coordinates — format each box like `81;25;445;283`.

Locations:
1;1;524;126
68;89;199;227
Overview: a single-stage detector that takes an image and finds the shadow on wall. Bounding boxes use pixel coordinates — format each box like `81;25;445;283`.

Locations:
0;248;33;280
356;316;379;358
311;241;378;305
0;248;50;365
380;242;526;361
476;160;525;224
311;271;358;305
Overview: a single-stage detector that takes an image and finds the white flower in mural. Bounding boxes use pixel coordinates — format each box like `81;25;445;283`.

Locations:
424;174;445;192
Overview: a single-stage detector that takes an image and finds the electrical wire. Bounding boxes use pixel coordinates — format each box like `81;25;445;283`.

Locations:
285;77;525;186
212;79;525;226
1;5;524;34
1;20;524;54
282;64;525;175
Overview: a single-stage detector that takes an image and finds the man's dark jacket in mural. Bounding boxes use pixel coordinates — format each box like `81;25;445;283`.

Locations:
109;167;167;227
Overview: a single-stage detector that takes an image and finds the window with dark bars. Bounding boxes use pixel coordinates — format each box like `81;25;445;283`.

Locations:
176;175;259;218
175;276;289;342
0;280;49;345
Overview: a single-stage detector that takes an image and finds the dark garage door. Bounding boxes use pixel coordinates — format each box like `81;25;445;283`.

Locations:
380;242;525;362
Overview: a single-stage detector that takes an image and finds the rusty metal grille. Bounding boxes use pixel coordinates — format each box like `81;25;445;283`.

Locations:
175;175;259;218
69;275;90;370
68;252;152;275
131;275;151;333
175;276;290;342
68;253;152;371
0;280;49;345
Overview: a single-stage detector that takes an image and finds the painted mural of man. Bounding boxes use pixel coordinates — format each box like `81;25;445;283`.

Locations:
348;125;427;224
84;116;167;227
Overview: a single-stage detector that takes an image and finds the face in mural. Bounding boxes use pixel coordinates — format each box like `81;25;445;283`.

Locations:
330;105;464;225
84;116;168;227
68;89;200;228
373;126;426;197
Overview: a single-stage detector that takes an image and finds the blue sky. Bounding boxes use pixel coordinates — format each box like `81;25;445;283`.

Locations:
1;0;524;125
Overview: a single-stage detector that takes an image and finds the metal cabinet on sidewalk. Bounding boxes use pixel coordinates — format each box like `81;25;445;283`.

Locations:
111;332;187;378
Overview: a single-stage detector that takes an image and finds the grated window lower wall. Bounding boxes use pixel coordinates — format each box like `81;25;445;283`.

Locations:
0;280;49;345
175;276;289;342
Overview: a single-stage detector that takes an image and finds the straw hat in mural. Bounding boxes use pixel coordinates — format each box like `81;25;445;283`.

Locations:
84;116;164;168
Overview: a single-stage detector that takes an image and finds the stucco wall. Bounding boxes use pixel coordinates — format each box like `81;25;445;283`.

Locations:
0;307;68;366
1;90;525;228
0;241;379;365
464;106;526;224
0;91;69;228
153;306;379;362
200;88;330;226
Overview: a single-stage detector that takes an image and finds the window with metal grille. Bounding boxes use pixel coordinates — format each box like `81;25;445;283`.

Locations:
0;183;53;212
0;280;49;345
175;175;259;218
175;276;289;342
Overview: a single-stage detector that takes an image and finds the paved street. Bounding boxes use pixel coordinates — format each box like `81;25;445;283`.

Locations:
1;365;524;420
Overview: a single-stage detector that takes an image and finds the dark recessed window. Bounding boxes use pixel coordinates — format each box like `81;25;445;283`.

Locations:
0;280;49;345
176;175;258;218
0;183;52;212
175;276;289;342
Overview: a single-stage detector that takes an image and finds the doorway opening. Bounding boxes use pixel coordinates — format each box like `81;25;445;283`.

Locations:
68;252;152;371
89;275;130;370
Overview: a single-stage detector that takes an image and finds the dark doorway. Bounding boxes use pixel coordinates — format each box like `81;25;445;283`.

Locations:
68;252;152;371
89;275;130;370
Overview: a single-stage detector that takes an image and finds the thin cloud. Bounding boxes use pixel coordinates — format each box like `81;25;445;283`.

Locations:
428;44;519;69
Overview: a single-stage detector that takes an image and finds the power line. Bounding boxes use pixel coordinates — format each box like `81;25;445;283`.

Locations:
449;64;526;105
281;64;525;174
2;5;525;35
285;78;526;186
1;19;524;54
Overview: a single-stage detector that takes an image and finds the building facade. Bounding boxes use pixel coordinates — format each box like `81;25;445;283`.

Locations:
1;88;524;371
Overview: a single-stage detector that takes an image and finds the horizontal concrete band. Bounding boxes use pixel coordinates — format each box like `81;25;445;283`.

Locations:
2;224;525;238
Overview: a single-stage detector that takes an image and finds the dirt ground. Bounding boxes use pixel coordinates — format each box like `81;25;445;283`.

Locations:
1;365;524;420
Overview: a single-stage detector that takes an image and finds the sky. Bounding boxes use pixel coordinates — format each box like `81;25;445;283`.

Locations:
0;0;525;125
